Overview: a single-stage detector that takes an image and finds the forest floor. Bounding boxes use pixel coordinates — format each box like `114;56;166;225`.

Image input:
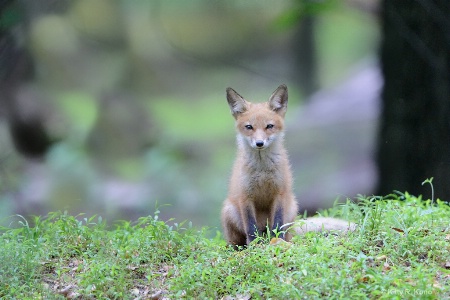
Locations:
1;190;449;299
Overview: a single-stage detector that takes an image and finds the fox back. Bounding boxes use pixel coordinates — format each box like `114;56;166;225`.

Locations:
221;84;298;247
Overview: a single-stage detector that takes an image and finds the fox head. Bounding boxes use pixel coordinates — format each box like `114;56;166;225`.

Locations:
226;84;288;150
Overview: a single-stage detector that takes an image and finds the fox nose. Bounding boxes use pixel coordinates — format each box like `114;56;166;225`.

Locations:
255;141;264;148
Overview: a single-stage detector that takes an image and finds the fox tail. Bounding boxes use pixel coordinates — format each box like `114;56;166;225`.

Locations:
292;217;356;235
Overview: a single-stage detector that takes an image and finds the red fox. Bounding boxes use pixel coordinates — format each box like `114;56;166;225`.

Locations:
221;85;355;248
221;84;298;247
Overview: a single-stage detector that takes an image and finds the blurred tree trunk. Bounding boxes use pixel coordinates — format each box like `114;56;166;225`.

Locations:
376;0;450;200
292;15;318;97
0;1;57;158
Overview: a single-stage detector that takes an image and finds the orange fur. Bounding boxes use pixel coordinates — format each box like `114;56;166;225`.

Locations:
221;84;298;247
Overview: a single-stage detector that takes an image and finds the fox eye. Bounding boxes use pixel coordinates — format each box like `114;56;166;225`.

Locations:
266;124;274;129
245;124;253;130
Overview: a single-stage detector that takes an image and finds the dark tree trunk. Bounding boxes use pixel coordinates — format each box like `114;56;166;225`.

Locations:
292;15;318;98
376;0;450;200
0;1;54;159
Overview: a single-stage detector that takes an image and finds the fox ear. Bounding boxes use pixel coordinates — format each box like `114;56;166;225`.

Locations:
268;84;288;117
226;87;248;119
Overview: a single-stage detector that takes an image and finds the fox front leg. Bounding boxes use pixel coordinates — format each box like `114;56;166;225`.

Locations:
272;206;285;239
245;207;259;244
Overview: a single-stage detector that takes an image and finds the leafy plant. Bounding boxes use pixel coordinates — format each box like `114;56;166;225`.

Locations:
1;193;449;299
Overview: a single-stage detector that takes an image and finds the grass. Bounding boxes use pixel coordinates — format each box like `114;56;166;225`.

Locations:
1;193;450;299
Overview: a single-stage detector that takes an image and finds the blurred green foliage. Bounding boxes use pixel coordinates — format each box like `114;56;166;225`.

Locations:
0;1;22;29
149;96;231;142
0;0;378;228
274;0;339;30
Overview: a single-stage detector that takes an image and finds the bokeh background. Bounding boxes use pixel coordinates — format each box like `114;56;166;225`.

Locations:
1;0;381;227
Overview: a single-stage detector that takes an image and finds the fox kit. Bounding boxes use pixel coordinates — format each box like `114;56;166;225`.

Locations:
221;84;298;247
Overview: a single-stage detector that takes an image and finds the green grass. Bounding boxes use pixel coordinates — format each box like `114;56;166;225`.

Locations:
1;193;450;299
